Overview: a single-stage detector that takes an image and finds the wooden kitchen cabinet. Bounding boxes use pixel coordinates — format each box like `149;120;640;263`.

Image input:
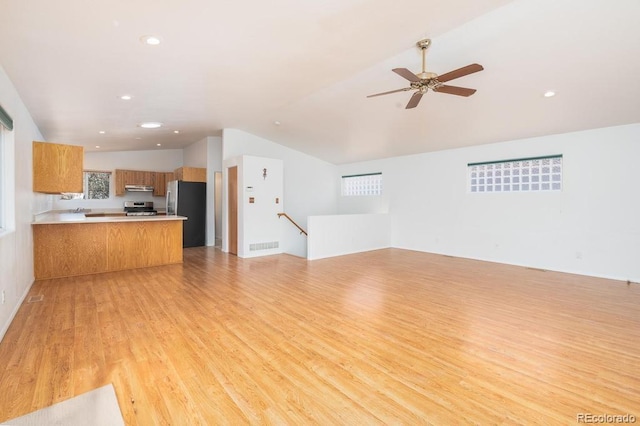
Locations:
152;172;175;197
152;172;165;197
115;169;162;195
33;219;183;279
115;169;125;196
128;170;153;186
174;167;206;182
33;141;84;193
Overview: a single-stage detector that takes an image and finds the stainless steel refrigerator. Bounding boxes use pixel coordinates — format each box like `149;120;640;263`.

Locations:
166;180;206;247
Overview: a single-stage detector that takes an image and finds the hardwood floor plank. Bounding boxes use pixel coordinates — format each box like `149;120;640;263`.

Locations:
0;248;638;424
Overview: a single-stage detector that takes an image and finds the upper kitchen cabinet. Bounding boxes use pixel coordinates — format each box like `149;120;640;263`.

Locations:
114;169;154;196
152;172;175;197
174;167;206;183
115;169;175;196
33;141;84;194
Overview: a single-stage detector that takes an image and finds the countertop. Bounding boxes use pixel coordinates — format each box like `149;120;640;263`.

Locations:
33;209;187;225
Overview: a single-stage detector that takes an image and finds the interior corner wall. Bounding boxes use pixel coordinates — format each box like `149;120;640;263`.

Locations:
221;128;338;257
183;137;208;168
338;123;640;282
0;66;47;341
206;136;223;246
336;158;391;215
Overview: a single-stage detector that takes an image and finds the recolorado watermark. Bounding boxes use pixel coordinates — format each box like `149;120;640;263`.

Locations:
577;413;636;423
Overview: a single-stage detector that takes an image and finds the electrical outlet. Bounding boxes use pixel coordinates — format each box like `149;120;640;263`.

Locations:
1;290;5;304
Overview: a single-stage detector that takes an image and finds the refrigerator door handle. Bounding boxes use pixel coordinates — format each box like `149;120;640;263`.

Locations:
166;189;172;215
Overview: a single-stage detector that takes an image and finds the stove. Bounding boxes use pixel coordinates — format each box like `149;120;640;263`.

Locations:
124;201;157;216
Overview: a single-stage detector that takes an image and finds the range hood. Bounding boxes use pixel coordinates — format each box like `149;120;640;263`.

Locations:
125;184;154;192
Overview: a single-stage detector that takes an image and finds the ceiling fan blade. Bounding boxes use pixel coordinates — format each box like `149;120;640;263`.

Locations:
437;63;483;83
405;92;423;109
367;87;412;98
434;85;477;97
392;68;420;82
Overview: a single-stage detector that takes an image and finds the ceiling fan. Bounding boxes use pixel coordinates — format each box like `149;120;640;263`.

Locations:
367;39;483;109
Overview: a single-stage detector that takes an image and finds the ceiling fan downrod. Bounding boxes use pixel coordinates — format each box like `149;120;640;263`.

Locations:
416;39;437;80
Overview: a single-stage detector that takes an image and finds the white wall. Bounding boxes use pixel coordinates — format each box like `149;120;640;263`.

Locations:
338;124;640;282
222;129;337;257
52;149;183;211
0;66;50;341
224;155;284;258
307;213;391;260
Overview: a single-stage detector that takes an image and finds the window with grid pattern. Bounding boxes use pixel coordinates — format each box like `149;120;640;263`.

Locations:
468;155;562;193
341;173;382;196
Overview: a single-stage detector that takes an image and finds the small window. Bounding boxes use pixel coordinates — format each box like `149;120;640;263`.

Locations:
84;170;111;199
0;102;14;233
341;173;382;196
468;155;562;193
62;170;111;200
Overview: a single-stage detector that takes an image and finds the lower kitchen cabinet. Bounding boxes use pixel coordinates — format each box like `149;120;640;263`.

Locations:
33;220;183;279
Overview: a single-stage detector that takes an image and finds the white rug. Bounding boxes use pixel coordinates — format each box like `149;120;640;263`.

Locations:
2;384;124;426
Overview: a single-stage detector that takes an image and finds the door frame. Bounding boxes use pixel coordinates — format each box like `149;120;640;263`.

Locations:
227;165;238;255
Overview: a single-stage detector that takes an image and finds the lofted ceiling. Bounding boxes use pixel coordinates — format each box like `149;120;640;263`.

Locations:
1;0;639;165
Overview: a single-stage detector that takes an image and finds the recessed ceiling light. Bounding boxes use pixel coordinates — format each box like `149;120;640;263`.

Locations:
173;130;179;134
157;143;162;146
140;35;162;45
138;122;163;129
135;137;142;140
543;90;556;98
274;121;281;126
99;130;106;134
95;145;101;148
120;95;132;100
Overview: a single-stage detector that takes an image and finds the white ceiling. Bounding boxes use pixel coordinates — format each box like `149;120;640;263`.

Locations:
1;0;639;164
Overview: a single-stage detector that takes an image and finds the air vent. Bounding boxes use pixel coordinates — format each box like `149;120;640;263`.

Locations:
249;241;279;251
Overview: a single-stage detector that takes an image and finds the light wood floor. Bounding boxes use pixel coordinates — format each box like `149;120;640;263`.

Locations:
0;248;638;424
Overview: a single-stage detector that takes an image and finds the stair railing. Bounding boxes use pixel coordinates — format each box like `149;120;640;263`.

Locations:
277;213;307;236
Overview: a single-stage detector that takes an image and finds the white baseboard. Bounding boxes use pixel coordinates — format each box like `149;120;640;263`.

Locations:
0;279;34;343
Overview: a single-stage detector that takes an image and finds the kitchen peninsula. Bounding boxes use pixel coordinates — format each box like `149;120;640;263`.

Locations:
32;211;187;280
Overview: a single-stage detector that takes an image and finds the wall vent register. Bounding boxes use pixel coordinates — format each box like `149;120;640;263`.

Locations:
468;155;562;193
249;241;279;251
